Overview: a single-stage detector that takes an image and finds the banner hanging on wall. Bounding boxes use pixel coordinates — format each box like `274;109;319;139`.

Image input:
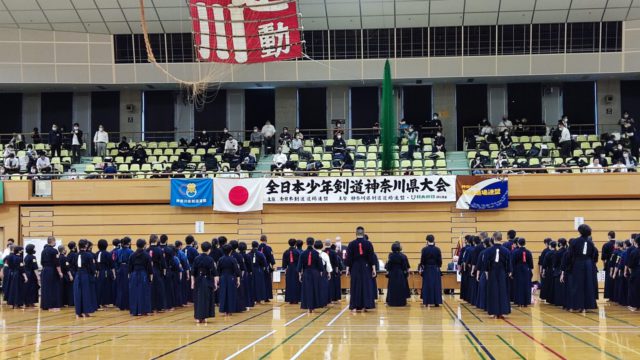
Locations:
170;178;213;208
263;175;457;204
455;176;508;210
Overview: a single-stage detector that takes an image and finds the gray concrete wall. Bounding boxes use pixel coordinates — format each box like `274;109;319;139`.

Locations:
596;79;622;134
22;93;41;134
432;83;456;151
227;90;245;140
119;89;142;141
275;87;297;133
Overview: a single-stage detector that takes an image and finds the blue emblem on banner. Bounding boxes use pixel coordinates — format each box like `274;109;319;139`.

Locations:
170;178;213;207
456;178;508;210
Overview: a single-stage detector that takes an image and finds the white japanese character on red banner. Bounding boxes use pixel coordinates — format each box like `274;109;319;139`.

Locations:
257;22;291;58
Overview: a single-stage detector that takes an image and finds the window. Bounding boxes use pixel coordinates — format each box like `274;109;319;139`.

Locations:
430;26;461;57
166;33;194;63
303;30;329;60
567;22;600;53
532;23;565;54
397;28;427;58
498;25;530;55
114;34;135;64
601;22;622;52
330;29;361;60
363;28;394;59
464;26;494;56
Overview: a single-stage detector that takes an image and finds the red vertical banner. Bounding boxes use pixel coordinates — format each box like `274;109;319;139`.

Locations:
189;0;302;64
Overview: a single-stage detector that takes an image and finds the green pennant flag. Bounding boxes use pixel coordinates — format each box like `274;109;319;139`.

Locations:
0;181;4;204
380;59;396;173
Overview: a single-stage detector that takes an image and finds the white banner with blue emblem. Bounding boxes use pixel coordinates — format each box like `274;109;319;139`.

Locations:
170;178;213;208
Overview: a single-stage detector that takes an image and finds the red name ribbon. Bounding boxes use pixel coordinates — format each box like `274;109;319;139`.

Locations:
189;0;302;63
289;250;293;264
522;251;526;263
358;243;363;256
307;252;312;266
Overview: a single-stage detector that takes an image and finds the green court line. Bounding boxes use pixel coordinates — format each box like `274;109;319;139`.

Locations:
465;334;487;360
514;307;621;360
460;302;484;323
258;307;331;359
496;334;526;360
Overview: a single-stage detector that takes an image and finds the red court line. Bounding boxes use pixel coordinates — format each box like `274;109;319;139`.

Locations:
3;315;143;352
502;317;567;360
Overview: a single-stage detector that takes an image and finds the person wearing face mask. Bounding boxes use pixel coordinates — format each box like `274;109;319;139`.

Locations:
249;126;263;148
271;147;288;174
93;125;109;157
500;131;513;150
132;145;148;165
70;123;83;163
196;130;211;149
223;134;238;161
434;131;446;153
118;137;131;157
406;126;418;159
261;121;276;155
49;124;62;158
497;116;513;135
332;133;346;155
424;113;443;137
4;153;19;174
279;127;292;147
218;128;231;147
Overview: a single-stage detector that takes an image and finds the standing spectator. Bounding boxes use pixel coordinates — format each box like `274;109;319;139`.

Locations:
406;125;418;159
558;121;572;157
279;127;292;147
36;152;52;173
620;111;634;133
93;125;109;157
398;119;409;138
49;124;62;158
496;116;513;135
261;121;276;155
424;113;443;137
70;123;83;163
250;126;263;148
9;133;25;150
31;127;42;144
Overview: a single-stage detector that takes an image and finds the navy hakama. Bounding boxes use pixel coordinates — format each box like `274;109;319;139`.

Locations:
128;249;152;316
566;237;598;311
115;248;133;310
385;252;409;306
345;238;376;310
40;244;62;310
250;251;269;302
511;248;533;306
192;254;217;321
73;251;97;316
218;255;241;314
419;245;443;306
486;245;511;317
298;248;324;311
283;248;301;304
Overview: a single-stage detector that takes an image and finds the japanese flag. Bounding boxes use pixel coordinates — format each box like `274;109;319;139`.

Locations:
214;178;266;212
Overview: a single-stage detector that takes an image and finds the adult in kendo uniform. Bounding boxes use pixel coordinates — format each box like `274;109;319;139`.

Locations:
345;227;377;312
282;239;301;305
40;236;63;311
566;225;598;312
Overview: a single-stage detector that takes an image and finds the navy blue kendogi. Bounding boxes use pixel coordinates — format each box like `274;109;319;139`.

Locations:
567;225;598;312
325;243;343;303
40;237;62;310
95;240;115;308
74;240;97;317
420;236;443;307
250;241;269;303
486;234;512;318
128;239;152;316
217;245;241;315
23;245;40;307
148;235;167;312
239;242;254;308
345;228;376;311
386;243;409;307
229;241;247;312
282;239;301;304
7;247;26;308
258;235;276;301
115;238;134;311
511;239;533;307
297;238;324;312
192;242;218;323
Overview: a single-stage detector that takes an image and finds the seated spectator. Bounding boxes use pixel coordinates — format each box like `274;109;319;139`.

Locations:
332;133;346;154
240;153;257;171
67;168;79;180
496;116;512;135
102;158;117;177
0;166;8;180
480;122;494;136
149;169;162;179
223;134;239;159
279;127;292;147
4;153;19;174
178;150;192;163
621;150;637;171
336;149;354;171
597;153;609;168
118;137;131;157
203;153;219;171
271;147;288;173
171;169;186;178
434;131;446;153
584;158;604;173
403;166;414;176
26;166;40;180
9;133;25;150
3;144;15;159
36;152;51;173
610;159;628;173
290;132;303;153
406;126;418;159
171;157;188;172
470;154;486;175
19;150;34;173
499;131;512;150
132;145;148;165
250;126;263;148
31;127;42;144
196;130;212;148
262;121;276;155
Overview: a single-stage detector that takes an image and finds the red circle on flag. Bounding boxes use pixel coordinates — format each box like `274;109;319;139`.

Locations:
229;186;249;206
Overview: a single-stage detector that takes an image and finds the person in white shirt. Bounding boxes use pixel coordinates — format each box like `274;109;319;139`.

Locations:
315;239;333;278
223;135;238;156
558;122;572;157
4;154;19;173
271;147;288;173
93;125;109;157
71;122;83;163
36;153;52;173
480;124;494;136
496;116;513;134
261;121;277;155
610;159;628;173
584;158;604;173
3;144;15;159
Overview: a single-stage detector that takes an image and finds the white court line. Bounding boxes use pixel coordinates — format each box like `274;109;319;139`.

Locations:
284;313;307;327
224;330;277;360
289;330;325;360
326;306;349;326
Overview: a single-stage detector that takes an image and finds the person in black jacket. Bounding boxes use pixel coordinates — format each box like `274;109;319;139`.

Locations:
70;123;84;163
48;124;62;158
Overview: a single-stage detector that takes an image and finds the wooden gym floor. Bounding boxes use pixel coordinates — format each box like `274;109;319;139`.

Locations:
1;295;639;360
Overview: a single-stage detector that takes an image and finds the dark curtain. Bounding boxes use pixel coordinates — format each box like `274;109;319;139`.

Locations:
194;89;227;132
507;83;542;124
0;93;22;143
456;84;487;150
91;91;120;138
245;89;275;131
298;88;327;131
143;91;176;141
562;81;596;132
41;92;73;133
402;86;432;126
621;80;640;121
351;87;379;138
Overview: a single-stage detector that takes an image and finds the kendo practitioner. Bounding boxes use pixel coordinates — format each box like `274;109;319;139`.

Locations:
566;225;598;312
210;237;224;263
503;230;517;252
419;235;443;307
552;239;568;307
475;238;492;310
258;235;276;302
128;239;152;316
74;239;97;318
538;238;552;285
602;231;617;301
511;238;533;307
159;235;177;310
95;239;115;309
486;232;512;319
218;244;241;316
325;240;343;303
2;239;15;304
110;239;121;303
626;237;640;311
282;239;301;305
385;242;409;307
23;244;40;307
165;245;183;309
7;246;26;309
540;241;557;304
58;245;74;307
610;241;624;304
192;241;219;324
297;238;324;313
175;240;191;307
560;239;574;309
470;235;486;305
229;240;247;312
458;236;471;302
250;241;269;304
184;235;199;303
345;227;377;312
40;236;63;311
148;235;167;312
316;240;332;308
238;242;254;308
115;237;133;311
615;240;633;306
